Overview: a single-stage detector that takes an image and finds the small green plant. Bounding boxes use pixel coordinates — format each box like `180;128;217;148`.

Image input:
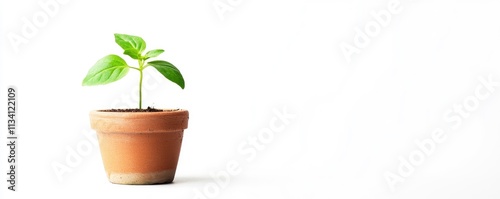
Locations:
82;33;184;109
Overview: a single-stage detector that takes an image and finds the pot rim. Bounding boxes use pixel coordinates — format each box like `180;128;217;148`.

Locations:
90;109;188;117
89;109;189;133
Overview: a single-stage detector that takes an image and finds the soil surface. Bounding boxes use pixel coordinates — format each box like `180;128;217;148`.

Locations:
100;107;179;112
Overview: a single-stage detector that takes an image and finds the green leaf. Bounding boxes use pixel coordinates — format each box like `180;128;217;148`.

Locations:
124;49;141;59
144;49;164;59
114;33;146;54
147;60;185;89
82;55;130;86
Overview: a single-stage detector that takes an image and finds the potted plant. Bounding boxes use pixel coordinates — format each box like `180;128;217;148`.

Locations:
82;33;188;185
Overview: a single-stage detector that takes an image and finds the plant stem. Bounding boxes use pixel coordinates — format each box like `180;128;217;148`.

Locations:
129;66;140;71
138;59;144;109
139;68;143;109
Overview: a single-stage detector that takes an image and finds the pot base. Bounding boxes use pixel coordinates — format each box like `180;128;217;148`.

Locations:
108;169;177;185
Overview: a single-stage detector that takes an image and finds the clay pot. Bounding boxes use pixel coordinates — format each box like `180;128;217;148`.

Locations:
89;109;189;185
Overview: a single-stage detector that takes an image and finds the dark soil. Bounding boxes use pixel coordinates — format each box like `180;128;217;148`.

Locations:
99;107;179;112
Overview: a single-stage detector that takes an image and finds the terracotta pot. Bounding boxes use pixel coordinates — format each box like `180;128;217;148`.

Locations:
89;109;189;185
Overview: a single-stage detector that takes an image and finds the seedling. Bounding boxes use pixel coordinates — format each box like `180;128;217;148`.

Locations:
82;33;184;109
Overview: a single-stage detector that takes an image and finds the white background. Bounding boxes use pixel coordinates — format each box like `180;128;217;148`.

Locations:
2;0;500;198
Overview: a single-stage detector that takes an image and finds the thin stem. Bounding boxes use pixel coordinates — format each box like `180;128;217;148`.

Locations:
129;66;140;71
139;68;143;109
138;59;145;110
